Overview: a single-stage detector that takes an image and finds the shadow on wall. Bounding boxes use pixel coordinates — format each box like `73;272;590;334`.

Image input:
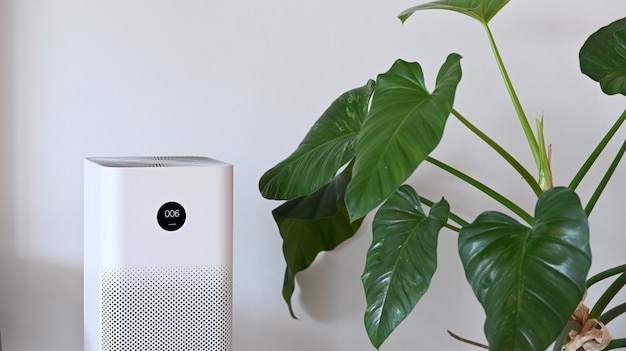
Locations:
0;3;83;349
1;258;83;351
0;0;15;347
234;314;336;351
294;224;370;322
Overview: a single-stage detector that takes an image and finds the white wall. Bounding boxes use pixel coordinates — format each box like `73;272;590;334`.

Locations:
1;0;625;350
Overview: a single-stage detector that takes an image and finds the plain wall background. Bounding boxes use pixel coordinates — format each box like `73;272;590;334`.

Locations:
1;0;625;350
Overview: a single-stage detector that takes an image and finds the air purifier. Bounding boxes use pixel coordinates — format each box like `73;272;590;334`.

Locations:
84;156;233;351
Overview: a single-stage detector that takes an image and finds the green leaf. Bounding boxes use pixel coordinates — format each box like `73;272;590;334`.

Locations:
580;17;626;96
259;80;375;200
458;187;591;351
362;185;449;349
281;267;297;317
614;26;626;59
345;54;462;221
273;173;364;317
399;0;510;25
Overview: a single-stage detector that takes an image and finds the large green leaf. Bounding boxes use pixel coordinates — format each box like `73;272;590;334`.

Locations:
259;80;375;200
399;0;510;25
345;54;462;221
580;17;626;96
273;173;364;317
458;187;591;351
362;185;449;349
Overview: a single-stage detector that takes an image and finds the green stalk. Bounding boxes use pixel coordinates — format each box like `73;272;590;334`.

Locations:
444;223;462;232
600;302;626;325
606;338;626;350
552;321;581;351
589;272;626;320
426;157;533;225
451;109;542;196
569;109;626;190
587;264;626;288
536;117;554;190
484;24;542;176
584;138;626;216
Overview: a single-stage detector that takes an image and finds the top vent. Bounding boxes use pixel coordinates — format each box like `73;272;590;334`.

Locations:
86;156;228;168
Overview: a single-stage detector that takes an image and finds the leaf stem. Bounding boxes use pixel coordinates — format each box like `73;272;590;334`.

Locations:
553;321;581;351
570;109;626;190
589;272;626;319
451;109;542;196
444;223;462;232
484;24;541;173
535;117;554;190
426;157;534;225
447;330;489;349
606;338;626;350
587;264;626;288
584;138;626;216
600;302;626;325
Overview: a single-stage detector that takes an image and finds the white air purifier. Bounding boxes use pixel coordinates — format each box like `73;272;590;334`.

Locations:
84;156;233;351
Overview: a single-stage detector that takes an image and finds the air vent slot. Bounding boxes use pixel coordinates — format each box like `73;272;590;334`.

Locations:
87;156;226;168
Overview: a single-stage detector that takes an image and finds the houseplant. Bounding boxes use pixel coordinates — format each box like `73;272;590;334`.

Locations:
259;0;626;350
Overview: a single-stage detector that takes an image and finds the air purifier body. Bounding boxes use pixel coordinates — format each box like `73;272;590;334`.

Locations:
84;156;233;351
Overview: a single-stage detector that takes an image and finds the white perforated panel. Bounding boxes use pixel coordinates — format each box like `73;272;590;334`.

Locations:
100;265;232;351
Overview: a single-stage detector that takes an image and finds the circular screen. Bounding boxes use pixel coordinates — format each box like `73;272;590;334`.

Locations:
157;202;186;231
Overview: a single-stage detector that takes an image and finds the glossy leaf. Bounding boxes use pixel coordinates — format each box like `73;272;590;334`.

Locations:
273;173;364;317
399;0;510;25
259;80;375;200
458;187;591;351
580;17;626;96
362;186;449;348
346;54;462;221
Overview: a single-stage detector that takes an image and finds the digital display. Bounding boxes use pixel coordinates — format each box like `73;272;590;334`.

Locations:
157;202;186;231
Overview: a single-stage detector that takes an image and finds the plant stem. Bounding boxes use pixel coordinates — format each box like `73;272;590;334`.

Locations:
447;330;489;349
552;321;581;351
570;109;626;190
426;157;534;225
587;264;626;288
444;223;462;232
451;109;542;196
536;117;554;190
584;138;626;216
589;272;626;319
484;24;542;175
600;302;626;325
606;338;626;350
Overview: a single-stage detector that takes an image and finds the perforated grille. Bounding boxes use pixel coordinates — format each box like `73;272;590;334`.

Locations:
100;265;232;351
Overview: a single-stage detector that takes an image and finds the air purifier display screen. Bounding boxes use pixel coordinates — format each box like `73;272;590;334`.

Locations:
157;201;186;231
